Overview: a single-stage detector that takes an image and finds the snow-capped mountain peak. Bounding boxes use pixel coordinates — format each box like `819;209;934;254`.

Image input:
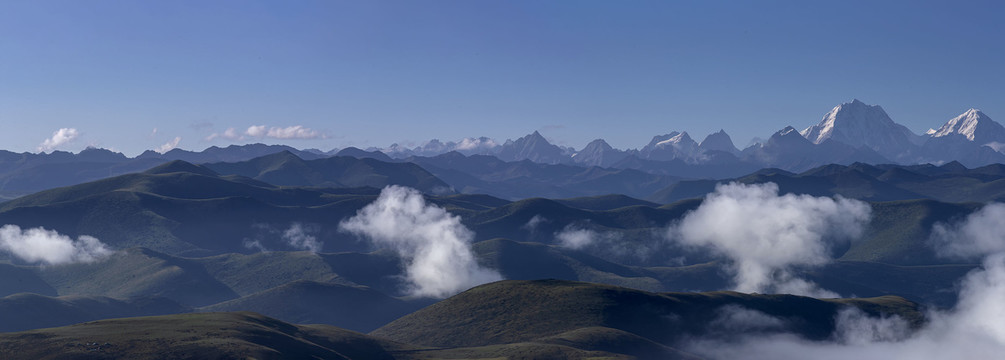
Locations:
644;132;681;149
655;131;695;147
931;108;1000;142
799;99;919;161
801;99;897;144
779;126;801;137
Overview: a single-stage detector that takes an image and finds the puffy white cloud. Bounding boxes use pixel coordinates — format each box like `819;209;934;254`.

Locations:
684;204;1005;360
155;137;182;154
0;225;113;265
930;203;1005;259
340;185;502;298
245;125;267;138
37;128;80;152
671;182;871;297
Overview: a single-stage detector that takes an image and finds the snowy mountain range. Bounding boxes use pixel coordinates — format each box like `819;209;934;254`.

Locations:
371;99;1005;170
5;100;1001;200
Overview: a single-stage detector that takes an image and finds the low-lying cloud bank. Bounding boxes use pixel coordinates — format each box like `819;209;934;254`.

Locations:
686;202;1005;359
340;185;502;298
671;182;871;297
0;225;113;265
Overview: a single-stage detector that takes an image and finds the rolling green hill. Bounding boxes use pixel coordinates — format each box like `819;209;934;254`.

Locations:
0;293;187;332
649;161;1005;204
199;280;423;332
204;151;452;194
373;280;922;349
0;312;412;359
34;248;238;307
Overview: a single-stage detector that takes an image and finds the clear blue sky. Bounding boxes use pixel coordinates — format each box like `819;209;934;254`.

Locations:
2;0;1003;155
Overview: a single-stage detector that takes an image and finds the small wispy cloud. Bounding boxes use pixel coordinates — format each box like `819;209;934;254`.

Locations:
265;125;322;139
283;223;322;253
189;121;214;131
156;137;182;154
37;128;80;153
205;125;325;141
554;224;623;250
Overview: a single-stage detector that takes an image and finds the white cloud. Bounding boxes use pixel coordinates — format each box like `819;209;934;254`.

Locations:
243;239;269;253
455;137;499;151
266;125;322;139
0;225;113;265
283;223;322;253
553;224;623;251
156;137;182;154
686;254;1005;360
205;127;242;141
683;205;1005;360
339;185;503;298
37;128;80;153
205;125;324;141
555;226;596;249
245;125;267;138
930;203;1005;259
521;215;548;233
671;182;871;297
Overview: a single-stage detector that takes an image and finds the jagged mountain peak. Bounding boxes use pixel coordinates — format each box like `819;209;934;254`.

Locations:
571;139;627;167
657;131;695;146
582;138;613;151
800;100;898;144
931;108;1004;144
699;129;739;154
644;132;681;149
799;99;919;161
777;126;801;136
496;131;568;164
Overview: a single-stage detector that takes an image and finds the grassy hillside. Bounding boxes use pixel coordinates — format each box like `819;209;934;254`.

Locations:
649;161;1005;204
842;199;981;265
204;152;452;194
0;293;187;332
0;312;413;359
0;264;56;297
34;248;238;307
200;280;423;332
372;280;922;349
0;311;668;359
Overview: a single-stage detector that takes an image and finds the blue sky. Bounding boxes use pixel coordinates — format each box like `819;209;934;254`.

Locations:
2;0;1003;155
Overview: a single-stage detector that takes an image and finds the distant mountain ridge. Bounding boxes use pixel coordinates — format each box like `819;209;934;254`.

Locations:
1;100;1004;202
367;99;1005;171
